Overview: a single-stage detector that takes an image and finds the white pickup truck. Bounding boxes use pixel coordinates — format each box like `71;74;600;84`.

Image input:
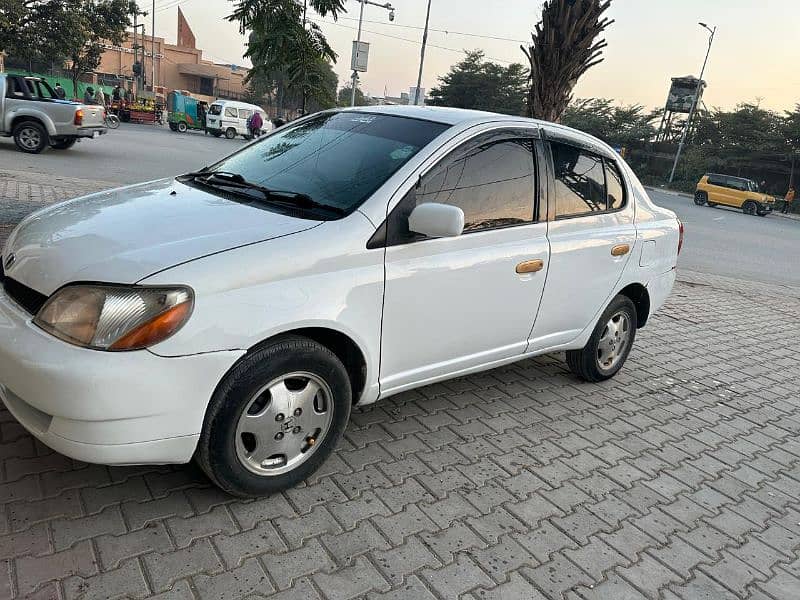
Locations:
0;73;107;153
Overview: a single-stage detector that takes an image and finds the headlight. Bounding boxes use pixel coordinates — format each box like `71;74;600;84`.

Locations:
33;284;193;351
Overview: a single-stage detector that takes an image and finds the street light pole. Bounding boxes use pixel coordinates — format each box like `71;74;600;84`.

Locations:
413;0;432;106
350;0;394;107
668;23;716;183
151;0;156;90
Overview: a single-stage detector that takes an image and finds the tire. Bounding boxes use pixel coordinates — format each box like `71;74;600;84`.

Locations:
177;121;188;133
196;335;352;497
50;137;77;150
743;201;757;216
224;127;237;139
13;120;49;154
694;191;707;206
169;123;178;132
566;295;637;383
105;114;120;129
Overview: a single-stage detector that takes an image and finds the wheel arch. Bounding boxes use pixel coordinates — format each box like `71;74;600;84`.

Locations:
618;282;650;328
246;327;368;404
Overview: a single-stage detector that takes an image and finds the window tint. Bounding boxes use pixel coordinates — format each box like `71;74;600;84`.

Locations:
605;159;625;210
224;106;238;118
418;135;535;232
552;142;606;217
707;174;724;186
726;177;746;191
239;109;252;119
208;104;222;116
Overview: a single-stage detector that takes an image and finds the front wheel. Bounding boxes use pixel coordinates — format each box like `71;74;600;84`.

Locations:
566;295;637;383
196;336;352;497
177;121;188;133
743;201;757;216
105;114;120;129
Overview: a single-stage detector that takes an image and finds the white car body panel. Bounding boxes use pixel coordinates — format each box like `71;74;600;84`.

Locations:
0;105;679;465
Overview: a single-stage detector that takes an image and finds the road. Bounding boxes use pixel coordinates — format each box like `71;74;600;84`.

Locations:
0;122;247;184
647;188;799;287
0;124;797;285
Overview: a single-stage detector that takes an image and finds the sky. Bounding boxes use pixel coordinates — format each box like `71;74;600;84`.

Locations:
148;0;800;112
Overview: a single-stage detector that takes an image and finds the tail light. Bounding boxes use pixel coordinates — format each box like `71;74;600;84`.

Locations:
74;109;84;126
677;219;684;255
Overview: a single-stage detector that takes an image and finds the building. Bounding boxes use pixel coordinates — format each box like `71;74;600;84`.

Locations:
96;8;249;103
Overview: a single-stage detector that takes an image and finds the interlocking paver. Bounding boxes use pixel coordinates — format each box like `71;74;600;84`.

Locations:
3;170;800;598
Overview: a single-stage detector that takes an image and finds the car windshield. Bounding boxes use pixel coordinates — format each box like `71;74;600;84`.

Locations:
206;111;450;215
208;104;222;116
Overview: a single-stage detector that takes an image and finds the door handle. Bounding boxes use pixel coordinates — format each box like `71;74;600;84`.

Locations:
516;259;544;274
611;244;630;257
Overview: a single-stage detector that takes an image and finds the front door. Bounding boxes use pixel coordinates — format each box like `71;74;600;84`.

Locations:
379;128;550;395
529;138;636;351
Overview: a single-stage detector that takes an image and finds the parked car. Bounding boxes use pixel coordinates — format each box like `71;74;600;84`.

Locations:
694;173;775;216
0;106;681;496
0;73;107;153
205;99;271;139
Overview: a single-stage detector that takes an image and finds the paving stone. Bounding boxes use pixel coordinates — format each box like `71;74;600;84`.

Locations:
276;505;342;549
214;520;287;569
166;504;238;548
367;575;438;600
95;522;173;570
371;536;440;585
16;540;98;596
193;558;273;600
63;559;149;600
0;523;51;560
470;571;548;600
52;505;126;551
143;538;222;592
421;555;494;600
261;539;336;590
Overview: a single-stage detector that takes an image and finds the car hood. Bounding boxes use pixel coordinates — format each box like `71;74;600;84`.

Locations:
2;178;320;295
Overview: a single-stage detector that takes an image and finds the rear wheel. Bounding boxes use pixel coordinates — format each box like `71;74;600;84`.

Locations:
743;200;757;216
694;191;707;206
50;137;77;150
13;120;49;154
177;121;188;133
566;295;637;383
225;127;237;139
196;335;352;497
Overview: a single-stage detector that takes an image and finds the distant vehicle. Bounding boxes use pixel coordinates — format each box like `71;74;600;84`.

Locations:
0;73;107;153
694;174;775;216
205;99;270;139
167;91;208;133
0;106;681;497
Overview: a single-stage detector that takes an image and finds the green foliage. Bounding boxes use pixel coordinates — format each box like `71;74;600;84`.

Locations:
337;85;367;107
228;0;344;114
427;51;529;116
561;98;660;147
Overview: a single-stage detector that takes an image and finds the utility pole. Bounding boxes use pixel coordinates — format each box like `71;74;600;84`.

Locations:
350;0;394;107
669;23;716;183
151;0;156;90
414;0;432;106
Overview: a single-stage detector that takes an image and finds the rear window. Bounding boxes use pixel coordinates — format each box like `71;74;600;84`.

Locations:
208;104;222;115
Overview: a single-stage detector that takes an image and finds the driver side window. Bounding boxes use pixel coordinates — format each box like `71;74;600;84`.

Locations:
386;130;537;246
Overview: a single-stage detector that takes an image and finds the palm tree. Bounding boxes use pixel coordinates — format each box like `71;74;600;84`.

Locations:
521;0;613;123
228;0;344;116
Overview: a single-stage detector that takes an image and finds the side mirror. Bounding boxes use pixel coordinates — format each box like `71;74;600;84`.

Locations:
408;203;464;238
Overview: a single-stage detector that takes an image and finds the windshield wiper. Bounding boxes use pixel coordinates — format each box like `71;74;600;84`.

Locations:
178;170;345;216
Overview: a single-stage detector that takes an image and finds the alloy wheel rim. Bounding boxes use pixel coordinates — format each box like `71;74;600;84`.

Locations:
596;311;631;371
19;127;41;149
234;371;334;476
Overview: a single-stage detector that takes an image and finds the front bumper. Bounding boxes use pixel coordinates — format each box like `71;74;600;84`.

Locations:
0;287;243;464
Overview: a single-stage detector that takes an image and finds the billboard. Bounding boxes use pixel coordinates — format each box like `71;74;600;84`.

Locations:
665;76;705;113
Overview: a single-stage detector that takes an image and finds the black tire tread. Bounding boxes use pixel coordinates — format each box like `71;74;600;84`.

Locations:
196;335;351;497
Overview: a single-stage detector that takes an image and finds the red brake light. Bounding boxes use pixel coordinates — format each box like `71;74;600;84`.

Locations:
74;109;84;126
677;219;684;255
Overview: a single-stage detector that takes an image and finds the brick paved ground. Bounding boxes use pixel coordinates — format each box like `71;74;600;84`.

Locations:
2;173;800;599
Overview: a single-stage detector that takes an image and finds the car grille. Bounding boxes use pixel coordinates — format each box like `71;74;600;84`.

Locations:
0;260;48;315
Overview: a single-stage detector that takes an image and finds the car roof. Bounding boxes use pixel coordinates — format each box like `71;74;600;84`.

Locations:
707;173;752;181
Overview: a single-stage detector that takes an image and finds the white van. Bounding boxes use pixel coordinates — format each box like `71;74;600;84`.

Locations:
205;100;271;139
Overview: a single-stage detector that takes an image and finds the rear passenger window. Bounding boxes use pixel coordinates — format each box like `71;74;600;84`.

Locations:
551;142;607;218
224;107;238;118
605;160;625;210
239;109;252;119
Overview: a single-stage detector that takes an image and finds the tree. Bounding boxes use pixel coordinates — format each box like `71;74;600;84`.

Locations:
63;0;131;98
1;1;75;70
427;50;529;116
561;98;659;147
521;0;613;122
337;84;367;107
229;0;344;115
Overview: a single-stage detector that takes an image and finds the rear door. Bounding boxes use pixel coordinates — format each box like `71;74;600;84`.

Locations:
529;136;636;351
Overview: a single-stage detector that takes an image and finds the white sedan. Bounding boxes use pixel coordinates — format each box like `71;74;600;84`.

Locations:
0;106;681;496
